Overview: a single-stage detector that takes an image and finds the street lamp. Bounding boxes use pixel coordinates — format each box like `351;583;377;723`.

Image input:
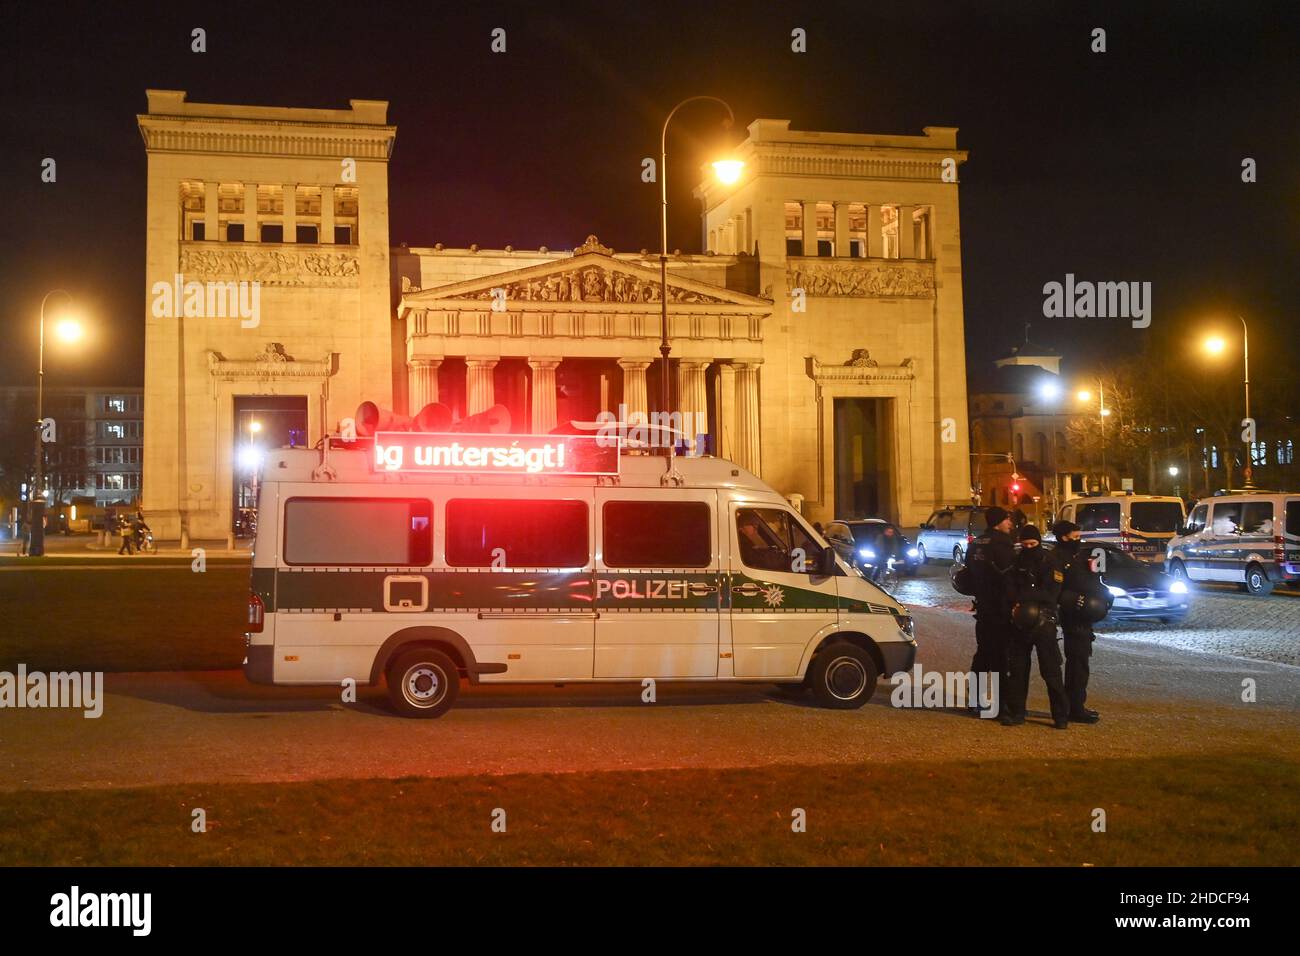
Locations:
1076;379;1109;491
1036;379;1064;515
1202;316;1252;487
29;290;86;557
659;95;740;449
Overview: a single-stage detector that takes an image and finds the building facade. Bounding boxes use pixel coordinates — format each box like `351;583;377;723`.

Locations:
139;92;972;539
0;386;144;507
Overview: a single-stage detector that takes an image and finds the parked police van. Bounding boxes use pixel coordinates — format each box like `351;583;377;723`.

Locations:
1053;492;1185;563
1166;490;1300;595
243;429;916;717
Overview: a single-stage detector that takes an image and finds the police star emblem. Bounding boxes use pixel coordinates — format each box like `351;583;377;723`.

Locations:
762;585;786;608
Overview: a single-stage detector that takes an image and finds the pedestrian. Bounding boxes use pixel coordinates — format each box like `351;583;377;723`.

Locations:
16;507;28;557
132;510;152;553
1053;520;1105;723
967;506;1016;716
1003;524;1069;728
117;513;134;555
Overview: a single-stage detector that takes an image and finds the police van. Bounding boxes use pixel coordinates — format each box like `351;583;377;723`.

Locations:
1053;493;1186;563
243;428;916;717
1165;491;1300;595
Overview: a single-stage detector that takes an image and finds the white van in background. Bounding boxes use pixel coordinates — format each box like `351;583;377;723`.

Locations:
243;432;916;717
1054;493;1186;563
1166;491;1300;595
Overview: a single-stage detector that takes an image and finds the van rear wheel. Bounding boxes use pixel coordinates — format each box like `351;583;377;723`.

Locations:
808;641;878;710
387;647;460;718
1244;564;1274;596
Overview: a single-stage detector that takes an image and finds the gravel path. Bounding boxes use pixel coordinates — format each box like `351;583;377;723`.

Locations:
2;603;1296;793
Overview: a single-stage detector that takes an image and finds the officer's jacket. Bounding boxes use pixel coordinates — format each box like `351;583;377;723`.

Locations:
1010;545;1065;609
969;528;1016;613
1056;542;1107;620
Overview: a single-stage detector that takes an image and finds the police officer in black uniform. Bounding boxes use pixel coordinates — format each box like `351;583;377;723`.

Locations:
1053;520;1104;724
967;506;1016;716
1003;525;1069;728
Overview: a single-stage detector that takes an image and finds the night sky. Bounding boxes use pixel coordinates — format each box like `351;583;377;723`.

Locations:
2;0;1296;393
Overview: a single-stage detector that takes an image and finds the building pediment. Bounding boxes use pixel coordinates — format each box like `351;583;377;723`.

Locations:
400;236;769;313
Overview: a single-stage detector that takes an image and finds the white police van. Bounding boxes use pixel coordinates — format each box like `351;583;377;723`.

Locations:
1054;492;1185;564
243;429;916;717
1166;491;1300;595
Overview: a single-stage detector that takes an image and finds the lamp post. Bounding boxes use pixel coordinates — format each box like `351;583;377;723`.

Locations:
29;290;85;557
1076;381;1110;491
1203;316;1253;488
658;95;739;449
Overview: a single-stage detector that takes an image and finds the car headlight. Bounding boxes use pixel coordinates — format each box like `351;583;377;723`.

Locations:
859;548;875;560
1170;580;1188;594
1106;585;1126;597
906;547;919;558
898;615;915;638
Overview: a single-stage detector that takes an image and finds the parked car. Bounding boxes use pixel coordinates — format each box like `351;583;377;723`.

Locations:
916;506;988;563
1166;491;1300;595
1086;542;1191;623
839;519;921;577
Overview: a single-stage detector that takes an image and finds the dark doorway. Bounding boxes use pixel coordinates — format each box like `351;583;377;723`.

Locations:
232;395;308;536
834;397;893;519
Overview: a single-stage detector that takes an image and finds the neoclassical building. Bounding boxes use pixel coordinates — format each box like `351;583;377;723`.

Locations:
138;91;971;540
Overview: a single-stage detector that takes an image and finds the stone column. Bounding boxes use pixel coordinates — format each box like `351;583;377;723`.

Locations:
867;204;884;258
204;182;219;241
677;360;710;448
466;357;498;415
743;208;754;256
528;358;561;433
801;200;819;256
617;358;652;424
321;184;335;244
407;359;441;412
833;201;850;257
283;183;297;243
243;183;258;240
718;363;737;460
897;204;916;258
734;361;762;475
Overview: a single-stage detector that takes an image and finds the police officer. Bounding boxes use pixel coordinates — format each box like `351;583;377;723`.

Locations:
1003;525;1069;728
1053;520;1103;724
967;506;1016;716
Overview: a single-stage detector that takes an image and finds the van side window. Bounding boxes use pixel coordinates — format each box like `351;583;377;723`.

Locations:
446;499;589;568
1185;505;1208;534
1211;502;1242;535
283;497;432;566
1241;501;1274;535
603;500;711;568
1077;503;1120;532
735;507;824;574
1287;501;1300;539
932;512;953;531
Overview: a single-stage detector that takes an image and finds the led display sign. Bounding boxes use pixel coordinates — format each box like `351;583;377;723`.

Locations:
372;433;619;476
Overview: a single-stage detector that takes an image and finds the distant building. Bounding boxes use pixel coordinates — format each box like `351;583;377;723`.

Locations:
968;340;1080;513
0;386;144;507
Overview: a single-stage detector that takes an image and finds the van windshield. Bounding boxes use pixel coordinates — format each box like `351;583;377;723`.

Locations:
1130;502;1183;534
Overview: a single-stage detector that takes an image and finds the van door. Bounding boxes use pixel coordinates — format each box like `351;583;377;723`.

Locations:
593;490;720;678
728;504;839;679
1204;501;1244;582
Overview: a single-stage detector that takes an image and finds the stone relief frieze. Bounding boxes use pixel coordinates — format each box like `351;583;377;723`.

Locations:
180;246;360;287
786;260;936;298
456;266;728;305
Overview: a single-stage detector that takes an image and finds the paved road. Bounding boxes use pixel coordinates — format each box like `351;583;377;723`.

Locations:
2;600;1296;793
888;562;1300;667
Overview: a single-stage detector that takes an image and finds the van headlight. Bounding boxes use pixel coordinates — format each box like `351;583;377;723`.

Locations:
859;548;875;560
898;615;915;639
1106;585;1126;598
1170;580;1188;594
906;547;919;558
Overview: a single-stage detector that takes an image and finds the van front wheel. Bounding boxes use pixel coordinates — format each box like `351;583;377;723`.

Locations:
1244;564;1274;596
808;641;878;709
387;647;460;718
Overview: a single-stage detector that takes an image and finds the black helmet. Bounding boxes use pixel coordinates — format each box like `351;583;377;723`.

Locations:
1079;592;1112;623
1012;600;1045;630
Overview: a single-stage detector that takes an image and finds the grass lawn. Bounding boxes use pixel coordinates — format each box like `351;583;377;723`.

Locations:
0;561;247;672
2;754;1295;866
